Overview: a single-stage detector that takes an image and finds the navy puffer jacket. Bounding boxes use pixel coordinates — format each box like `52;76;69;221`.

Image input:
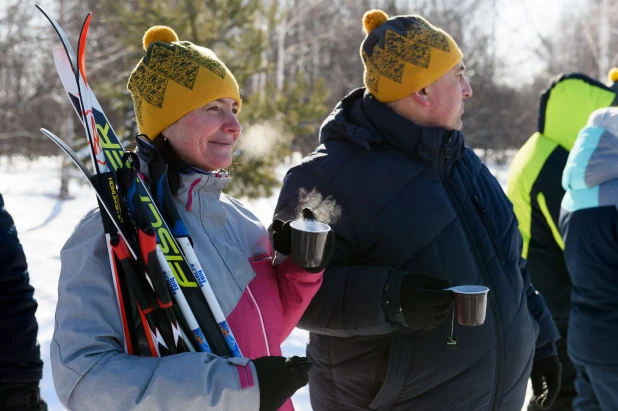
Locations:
0;192;43;384
274;89;559;411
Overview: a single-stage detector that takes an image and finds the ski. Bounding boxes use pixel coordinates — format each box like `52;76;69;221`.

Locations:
41;127;193;357
145;141;242;357
38;5;233;357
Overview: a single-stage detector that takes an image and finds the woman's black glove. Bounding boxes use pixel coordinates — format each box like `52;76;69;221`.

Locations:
530;356;562;409
400;273;452;330
252;356;312;411
272;208;336;273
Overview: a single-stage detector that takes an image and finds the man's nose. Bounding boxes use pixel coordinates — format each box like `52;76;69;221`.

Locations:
462;77;473;99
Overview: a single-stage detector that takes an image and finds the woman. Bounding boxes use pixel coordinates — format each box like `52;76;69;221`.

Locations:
50;26;333;411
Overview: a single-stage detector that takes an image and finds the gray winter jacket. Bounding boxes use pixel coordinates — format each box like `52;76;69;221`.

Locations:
51;170;321;410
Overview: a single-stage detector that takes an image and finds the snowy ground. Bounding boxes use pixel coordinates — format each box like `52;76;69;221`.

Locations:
0;153;531;410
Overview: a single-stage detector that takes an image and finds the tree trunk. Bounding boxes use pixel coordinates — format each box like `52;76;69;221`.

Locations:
58;105;74;200
598;0;610;81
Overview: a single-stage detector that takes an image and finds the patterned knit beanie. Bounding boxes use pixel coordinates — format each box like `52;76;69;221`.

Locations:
127;26;241;140
360;10;463;102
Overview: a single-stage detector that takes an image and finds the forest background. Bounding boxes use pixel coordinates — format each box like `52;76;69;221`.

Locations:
1;0;617;198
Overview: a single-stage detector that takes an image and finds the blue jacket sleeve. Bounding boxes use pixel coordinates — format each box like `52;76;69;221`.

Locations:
559;206;618;366
274;167;399;337
0;193;43;383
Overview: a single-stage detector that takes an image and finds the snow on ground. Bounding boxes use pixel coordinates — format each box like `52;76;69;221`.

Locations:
0;153;530;411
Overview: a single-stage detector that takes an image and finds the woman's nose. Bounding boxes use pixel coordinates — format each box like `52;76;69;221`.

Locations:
223;113;242;135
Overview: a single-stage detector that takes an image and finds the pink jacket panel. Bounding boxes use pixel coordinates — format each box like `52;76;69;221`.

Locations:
227;253;322;411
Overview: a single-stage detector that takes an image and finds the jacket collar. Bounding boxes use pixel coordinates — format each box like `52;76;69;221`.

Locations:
135;135;230;198
320;88;464;166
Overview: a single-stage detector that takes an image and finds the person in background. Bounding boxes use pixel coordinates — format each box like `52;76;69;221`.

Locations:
274;9;561;411
508;70;618;410
560;104;618;411
0;192;47;411
51;26;333;411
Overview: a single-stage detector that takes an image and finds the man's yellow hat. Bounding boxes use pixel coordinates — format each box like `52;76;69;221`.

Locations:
360;10;463;102
127;26;241;140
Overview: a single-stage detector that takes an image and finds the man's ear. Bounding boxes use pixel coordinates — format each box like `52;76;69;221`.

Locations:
412;88;430;106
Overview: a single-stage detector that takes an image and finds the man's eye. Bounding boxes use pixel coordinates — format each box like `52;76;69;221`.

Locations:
208;106;220;111
232;108;239;115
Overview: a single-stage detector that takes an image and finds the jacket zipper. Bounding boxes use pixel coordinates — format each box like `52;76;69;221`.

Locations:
246;285;271;355
472;195;507;264
439;133;503;411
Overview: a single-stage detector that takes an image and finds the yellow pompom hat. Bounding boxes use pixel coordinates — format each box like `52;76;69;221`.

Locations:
127;26;241;140
608;67;618;85
360;10;463;102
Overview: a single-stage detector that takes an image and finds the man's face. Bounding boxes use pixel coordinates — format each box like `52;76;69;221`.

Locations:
425;61;472;130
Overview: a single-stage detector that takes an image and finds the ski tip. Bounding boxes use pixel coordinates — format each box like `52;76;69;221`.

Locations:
77;13;94;86
35;4;52;20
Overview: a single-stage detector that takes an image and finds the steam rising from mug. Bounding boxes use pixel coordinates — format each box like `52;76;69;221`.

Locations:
295;187;342;225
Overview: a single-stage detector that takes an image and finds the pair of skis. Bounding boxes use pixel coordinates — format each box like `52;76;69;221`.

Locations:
36;5;241;358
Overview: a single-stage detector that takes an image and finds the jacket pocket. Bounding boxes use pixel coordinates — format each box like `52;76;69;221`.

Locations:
472;194;507;264
369;335;412;410
373;349;390;397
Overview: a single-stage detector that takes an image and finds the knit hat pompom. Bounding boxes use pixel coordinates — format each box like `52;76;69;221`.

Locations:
608;67;618;83
362;9;388;34
143;26;179;50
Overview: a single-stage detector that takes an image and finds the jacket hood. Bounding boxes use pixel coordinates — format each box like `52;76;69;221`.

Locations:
319;87;465;165
563;108;618;190
562;107;618;212
538;73;617;151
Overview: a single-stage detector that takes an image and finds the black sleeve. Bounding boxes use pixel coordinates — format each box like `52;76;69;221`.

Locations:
527;148;571;325
0;193;43;384
274;167;401;337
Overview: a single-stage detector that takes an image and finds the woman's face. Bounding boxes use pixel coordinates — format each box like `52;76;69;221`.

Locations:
163;98;241;171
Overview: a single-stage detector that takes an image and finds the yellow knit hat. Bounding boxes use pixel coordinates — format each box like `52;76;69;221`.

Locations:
127;26;241;140
360;10;463;102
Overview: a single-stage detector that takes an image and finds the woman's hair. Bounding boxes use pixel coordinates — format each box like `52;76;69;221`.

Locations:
151;133;183;196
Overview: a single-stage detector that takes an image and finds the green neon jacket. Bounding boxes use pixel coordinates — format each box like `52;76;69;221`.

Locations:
507;74;617;324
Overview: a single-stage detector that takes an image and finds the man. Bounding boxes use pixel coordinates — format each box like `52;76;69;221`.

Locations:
508;72;618;410
560;104;618;410
0;192;46;410
274;9;561;411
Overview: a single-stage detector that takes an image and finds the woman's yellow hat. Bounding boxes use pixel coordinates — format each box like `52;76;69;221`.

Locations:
127;26;241;140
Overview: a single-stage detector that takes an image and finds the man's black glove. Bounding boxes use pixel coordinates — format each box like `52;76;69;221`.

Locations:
272;208;336;273
252;356;312;411
0;383;47;410
530;356;562;409
400;273;452;331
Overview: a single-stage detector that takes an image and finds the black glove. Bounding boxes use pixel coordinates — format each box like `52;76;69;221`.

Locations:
252;356;312;411
0;383;47;410
530;356;562;409
400;273;452;331
272;208;336;274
